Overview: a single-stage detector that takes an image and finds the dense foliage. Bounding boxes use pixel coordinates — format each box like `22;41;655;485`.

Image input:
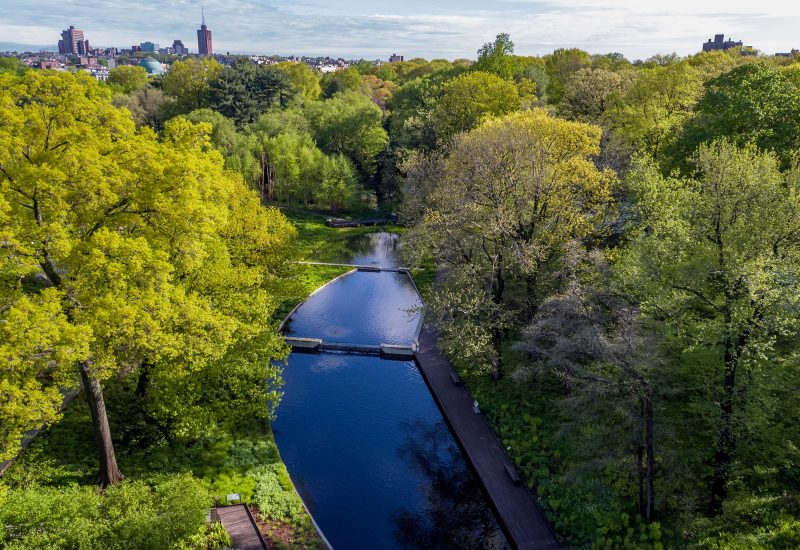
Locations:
3;33;800;548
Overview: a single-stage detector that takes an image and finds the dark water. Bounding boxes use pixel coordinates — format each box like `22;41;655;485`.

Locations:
273;234;508;549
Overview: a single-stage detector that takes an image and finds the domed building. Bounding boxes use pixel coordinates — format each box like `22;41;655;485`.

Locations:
138;57;164;76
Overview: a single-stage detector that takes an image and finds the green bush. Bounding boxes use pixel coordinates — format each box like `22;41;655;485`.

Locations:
0;475;211;549
251;463;305;522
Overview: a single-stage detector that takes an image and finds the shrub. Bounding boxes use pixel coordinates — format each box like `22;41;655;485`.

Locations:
251;463;305;522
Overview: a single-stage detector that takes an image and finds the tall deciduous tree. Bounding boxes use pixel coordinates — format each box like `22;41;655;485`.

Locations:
404;110;615;378
430;71;520;143
618;142;800;513
107;66;148;94
604;62;703;162
0;71;295;485
674;64;800;170
161;57;222;114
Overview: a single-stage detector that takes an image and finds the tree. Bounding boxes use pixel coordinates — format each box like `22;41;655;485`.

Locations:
320;67;366;98
559;68;633;123
305;91;388;178
161;57;222;114
107;66;148;94
208;61;298;126
673;64;800;170
362;74;399;112
404;110;616;379
474;33;518;80
517;252;661;521
0;71;295;485
618;142;800;513
430;71;520;143
604;62;703;162
112;87;174;131
544;48;592;103
275;61;321;104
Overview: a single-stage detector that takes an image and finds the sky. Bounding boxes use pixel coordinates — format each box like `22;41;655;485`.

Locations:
1;0;799;60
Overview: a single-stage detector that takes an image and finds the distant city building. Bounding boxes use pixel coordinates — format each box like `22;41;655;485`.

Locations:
389;53;404;63
138;56;165;76
58;25;90;55
702;34;743;53
140;41;159;52
172;39;187;55
776;49;800;58
197;10;212;55
131;45;142;52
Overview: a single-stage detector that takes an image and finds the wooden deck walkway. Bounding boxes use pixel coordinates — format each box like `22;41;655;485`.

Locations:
415;325;561;550
215;505;267;550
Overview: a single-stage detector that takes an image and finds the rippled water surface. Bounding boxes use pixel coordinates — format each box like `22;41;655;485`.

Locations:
273;233;508;549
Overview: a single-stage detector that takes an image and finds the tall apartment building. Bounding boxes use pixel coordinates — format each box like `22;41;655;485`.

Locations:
197;11;212;55
58;25;90;55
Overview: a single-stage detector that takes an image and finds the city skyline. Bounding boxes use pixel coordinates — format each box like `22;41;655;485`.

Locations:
0;0;799;59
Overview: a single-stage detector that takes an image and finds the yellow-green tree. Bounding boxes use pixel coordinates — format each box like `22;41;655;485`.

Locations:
162;57;222;114
618;142;800;513
107;65;148;94
430;71;520;143
275;61;321;104
0;71;295;485
604;62;703;161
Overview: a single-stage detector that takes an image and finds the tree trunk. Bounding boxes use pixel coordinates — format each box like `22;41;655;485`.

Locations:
491;326;503;381
79;361;124;488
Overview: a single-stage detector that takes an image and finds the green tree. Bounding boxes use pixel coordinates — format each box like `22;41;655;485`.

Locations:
320;67;366;98
107;65;148;94
208;61;298;126
430;71;520;143
404;110;616;378
618;142;800;513
305;91;388;178
604;62;703;162
559;68;633;123
275;61;321;104
161;57;222;114
674;63;800;169
0;71;294;485
544;48;592;103
474;33;518;80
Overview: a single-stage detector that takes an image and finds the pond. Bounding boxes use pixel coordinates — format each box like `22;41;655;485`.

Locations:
272;233;508;549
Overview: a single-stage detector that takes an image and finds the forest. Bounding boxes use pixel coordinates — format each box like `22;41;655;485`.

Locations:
1;33;799;548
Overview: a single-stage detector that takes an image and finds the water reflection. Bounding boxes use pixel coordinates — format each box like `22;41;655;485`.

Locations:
284;271;422;346
313;232;401;268
274;232;506;548
393;420;509;549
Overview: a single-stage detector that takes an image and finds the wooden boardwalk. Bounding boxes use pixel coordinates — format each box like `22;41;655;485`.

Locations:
215;505;267;550
415;326;561;550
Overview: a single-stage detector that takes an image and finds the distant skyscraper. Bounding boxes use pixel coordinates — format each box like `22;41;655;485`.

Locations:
58;25;90;55
140;41;159;52
172;39;187;55
197;9;212;55
389;53;404;63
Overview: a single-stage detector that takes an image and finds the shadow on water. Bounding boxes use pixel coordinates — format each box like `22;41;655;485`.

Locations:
393;420;509;550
